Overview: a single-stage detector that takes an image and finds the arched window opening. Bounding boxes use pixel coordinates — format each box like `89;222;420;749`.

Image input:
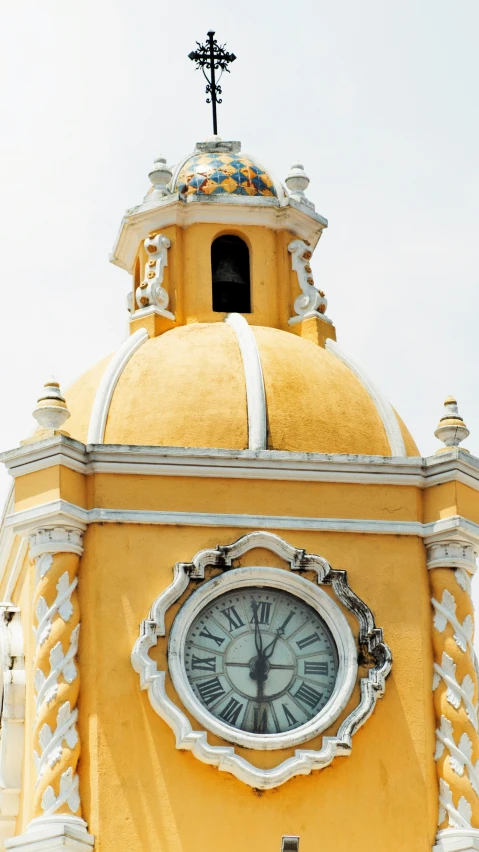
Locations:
211;235;251;313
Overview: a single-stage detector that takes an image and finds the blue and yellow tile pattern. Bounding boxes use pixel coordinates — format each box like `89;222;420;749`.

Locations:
176;153;277;198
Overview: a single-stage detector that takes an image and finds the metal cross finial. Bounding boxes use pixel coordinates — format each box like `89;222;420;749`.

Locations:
188;31;236;136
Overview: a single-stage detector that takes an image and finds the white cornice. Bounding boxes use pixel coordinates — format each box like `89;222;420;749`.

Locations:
0;438;87;477
5;499;479;547
110;195;328;274
5;501;87;536
2;439;479;491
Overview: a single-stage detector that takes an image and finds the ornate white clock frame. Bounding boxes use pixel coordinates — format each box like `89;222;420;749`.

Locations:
131;531;392;789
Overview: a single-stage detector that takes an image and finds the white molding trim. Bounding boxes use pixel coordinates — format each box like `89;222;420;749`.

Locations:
87;328;148;444
110;195;327;274
225;314;267;451
427;542;478;574
5;502;87;537
4;438;479;493
131;531;391;789
5;819;94;852
5;500;479;547
434;827;479;851
29;528;84;560
325;339;406;458
3;539;28;604
0;606;25;847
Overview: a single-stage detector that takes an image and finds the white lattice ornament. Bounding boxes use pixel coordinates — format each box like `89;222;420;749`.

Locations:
34;625;79;713
434;652;478;731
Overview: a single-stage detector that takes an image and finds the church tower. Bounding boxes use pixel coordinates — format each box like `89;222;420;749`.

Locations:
1;125;479;852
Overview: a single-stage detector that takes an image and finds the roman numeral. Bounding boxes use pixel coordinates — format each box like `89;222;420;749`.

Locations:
296;632;321;650
220;605;245;631
304;661;328;676
250;601;272;625
294;682;323;709
196;677;225;705
219;697;244;725
199;627;225;647
253;706;268;733
282;704;298;727
191;655;216;672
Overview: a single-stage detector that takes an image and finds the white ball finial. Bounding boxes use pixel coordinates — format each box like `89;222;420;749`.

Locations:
434;396;470;452
285;161;313;208
33;377;70;431
148;155;172;197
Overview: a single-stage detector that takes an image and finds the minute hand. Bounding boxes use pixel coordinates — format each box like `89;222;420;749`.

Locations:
262;628;282;661
251;601;263;655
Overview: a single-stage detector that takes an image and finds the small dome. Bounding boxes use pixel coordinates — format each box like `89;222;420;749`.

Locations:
63;324;418;457
175;152;278;198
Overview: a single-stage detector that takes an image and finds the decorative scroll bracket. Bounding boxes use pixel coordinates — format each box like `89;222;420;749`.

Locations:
287;239;330;326
135;234;175;319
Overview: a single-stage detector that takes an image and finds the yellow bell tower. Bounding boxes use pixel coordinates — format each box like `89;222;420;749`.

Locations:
1;129;479;852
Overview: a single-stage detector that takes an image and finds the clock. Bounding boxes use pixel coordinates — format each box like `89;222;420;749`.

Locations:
168;566;358;750
133;532;392;787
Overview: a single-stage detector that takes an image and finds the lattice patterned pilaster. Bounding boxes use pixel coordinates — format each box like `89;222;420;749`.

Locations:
428;540;479;852
29;528;83;821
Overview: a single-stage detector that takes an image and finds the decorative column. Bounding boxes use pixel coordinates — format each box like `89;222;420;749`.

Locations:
427;536;479;852
0;605;25;846
6;524;93;852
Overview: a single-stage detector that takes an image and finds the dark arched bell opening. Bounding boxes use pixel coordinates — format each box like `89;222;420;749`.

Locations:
212;235;251;313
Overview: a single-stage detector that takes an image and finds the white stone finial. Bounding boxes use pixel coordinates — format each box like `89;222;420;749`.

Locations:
285;161;313;208
148;155;172;197
434;396;470;452
33;377;70;431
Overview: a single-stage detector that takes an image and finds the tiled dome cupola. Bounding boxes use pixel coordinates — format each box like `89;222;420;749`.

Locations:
174;143;279;198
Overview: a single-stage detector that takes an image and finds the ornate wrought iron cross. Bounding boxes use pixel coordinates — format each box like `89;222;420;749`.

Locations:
188;31;236;136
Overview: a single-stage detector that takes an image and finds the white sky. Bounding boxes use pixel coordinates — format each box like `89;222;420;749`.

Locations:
1;1;478;611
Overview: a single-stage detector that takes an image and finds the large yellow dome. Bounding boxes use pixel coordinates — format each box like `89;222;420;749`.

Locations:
64;323;418;456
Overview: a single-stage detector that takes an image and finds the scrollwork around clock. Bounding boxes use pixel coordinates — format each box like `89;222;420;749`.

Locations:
131;531;392;789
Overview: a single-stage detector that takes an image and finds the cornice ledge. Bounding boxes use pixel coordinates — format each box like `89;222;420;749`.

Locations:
0;436;87;478
110;197;327;274
5;502;479;546
5;500;88;536
434;827;479;851
424;448;479;479
423;516;479;549
85;445;425;480
3;440;479;492
5;818;94;852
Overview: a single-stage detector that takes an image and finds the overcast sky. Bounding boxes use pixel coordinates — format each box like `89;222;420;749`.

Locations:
1;1;478;592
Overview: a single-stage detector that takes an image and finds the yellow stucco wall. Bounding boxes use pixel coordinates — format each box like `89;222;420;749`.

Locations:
133;223;297;329
85;473;421;521
72;523;436;852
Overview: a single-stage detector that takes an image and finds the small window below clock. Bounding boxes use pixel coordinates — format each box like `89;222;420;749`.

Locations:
211;235;251;313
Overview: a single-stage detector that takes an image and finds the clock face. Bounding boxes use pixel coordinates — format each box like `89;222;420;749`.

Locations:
183;586;339;736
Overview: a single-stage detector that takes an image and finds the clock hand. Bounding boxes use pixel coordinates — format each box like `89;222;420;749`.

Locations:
263;628;282;661
251;600;263;655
